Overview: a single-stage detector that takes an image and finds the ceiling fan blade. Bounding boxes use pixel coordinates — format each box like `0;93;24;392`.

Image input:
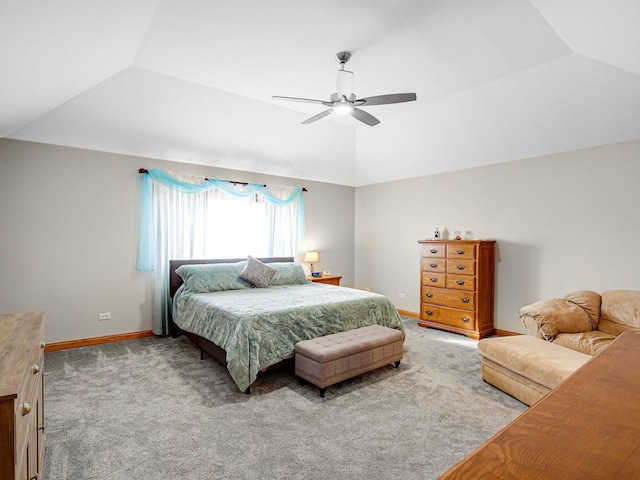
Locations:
350;108;380;126
272;96;333;107
302;109;333;125
355;93;417;106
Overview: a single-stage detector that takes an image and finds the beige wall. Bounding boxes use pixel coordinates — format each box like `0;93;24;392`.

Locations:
3;138;639;342
355;140;640;333
0;139;354;343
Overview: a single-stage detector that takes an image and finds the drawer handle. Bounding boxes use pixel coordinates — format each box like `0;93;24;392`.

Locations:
430;277;438;283
22;402;31;415
426;310;433;316
456;280;465;286
430;263;438;268
456;265;465;270
456;249;465;255
430;249;437;254
426;293;433;298
40;340;46;349
461;298;470;304
461;317;470;323
32;364;40;374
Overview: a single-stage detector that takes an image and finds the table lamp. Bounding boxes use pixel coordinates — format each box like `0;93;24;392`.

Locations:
304;251;319;275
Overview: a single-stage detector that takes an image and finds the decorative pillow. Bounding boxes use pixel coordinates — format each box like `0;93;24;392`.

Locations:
240;256;276;288
268;262;310;285
176;262;250;293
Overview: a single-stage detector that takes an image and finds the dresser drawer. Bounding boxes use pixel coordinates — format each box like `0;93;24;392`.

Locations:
14;342;43;464
422;305;476;329
421;257;446;273
16;341;43;414
422;287;475;310
14;380;38;469
421;272;446;287
446;274;476;291
447;244;476;259
422;244;446;258
446;259;476;275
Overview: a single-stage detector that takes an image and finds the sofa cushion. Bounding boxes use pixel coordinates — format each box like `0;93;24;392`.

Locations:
478;335;591;390
519;290;599;341
553;330;616;356
598;290;640;335
564;290;601;329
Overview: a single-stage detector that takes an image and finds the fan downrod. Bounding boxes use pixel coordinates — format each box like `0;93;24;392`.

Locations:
335;51;352;66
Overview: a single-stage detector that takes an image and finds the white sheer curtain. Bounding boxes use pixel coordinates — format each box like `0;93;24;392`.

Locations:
149;173;301;334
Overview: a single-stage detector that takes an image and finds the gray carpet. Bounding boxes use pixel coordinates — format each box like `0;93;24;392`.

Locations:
43;318;525;479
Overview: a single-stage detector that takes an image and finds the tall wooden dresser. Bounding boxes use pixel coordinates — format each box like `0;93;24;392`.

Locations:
418;240;495;339
0;312;45;480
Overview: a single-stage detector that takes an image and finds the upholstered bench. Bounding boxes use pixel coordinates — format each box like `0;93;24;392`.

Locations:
478;335;591;406
295;324;404;397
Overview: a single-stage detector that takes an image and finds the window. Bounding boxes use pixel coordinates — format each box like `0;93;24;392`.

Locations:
137;169;304;333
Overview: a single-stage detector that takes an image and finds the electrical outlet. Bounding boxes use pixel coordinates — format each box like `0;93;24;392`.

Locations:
399;293;406;299
98;312;111;320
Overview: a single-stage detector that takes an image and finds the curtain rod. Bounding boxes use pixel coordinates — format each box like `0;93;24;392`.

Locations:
138;168;307;192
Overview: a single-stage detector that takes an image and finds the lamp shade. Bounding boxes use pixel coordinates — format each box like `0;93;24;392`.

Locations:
304;251;319;263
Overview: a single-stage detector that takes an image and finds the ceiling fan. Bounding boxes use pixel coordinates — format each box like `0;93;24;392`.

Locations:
273;51;417;126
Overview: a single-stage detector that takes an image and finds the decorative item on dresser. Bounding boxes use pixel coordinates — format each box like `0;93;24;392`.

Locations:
307;274;342;286
0;312;45;480
417;240;496;339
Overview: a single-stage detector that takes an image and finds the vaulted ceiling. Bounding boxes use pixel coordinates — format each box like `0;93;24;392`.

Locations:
2;0;639;186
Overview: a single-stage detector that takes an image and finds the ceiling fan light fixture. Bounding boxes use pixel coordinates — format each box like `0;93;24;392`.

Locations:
333;101;354;115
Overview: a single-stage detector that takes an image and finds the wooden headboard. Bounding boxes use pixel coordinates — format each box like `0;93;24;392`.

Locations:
169;257;295;298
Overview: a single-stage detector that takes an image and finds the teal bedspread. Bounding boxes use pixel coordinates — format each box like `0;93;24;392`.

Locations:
172;283;405;392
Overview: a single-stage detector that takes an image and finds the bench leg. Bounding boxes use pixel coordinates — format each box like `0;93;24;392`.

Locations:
394;360;401;368
319;387;326;398
200;348;205;360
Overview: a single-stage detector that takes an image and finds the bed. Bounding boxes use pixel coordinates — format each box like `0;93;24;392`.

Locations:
169;257;406;393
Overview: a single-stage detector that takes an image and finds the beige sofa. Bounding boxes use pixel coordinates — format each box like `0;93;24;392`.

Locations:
478;290;640;405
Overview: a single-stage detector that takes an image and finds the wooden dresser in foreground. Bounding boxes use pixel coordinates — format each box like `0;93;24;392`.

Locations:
418;240;495;339
0;312;45;480
440;331;640;479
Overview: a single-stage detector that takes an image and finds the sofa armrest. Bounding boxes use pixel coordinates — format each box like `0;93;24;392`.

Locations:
518;291;600;341
521;314;545;339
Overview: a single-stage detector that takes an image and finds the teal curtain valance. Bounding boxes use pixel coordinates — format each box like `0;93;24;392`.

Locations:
136;169;305;271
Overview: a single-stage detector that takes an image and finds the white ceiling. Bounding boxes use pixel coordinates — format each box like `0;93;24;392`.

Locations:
2;0;639;186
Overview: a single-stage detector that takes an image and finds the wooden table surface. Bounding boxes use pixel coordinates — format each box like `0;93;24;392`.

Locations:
440;331;640;479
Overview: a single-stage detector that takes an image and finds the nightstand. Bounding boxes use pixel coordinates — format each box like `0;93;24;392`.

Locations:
308;274;342;286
